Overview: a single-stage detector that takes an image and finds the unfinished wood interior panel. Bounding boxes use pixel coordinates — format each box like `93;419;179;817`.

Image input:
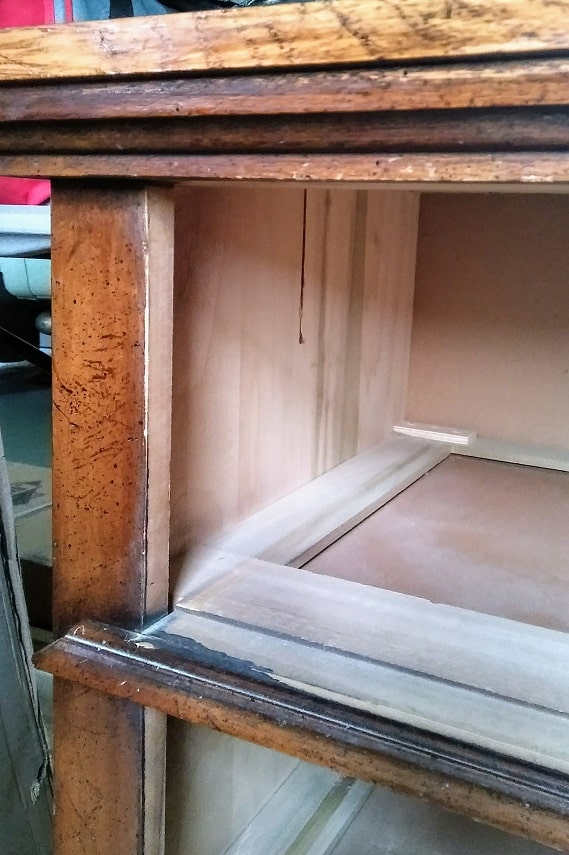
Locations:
406;194;569;448
169;186;419;562
158;185;569;829
165;724;298;855
306;455;569;631
330;786;556;855
165;185;421;853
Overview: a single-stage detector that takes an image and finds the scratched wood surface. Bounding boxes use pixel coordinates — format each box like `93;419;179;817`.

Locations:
1;60;569;121
2;153;569;185
52;183;173;632
2;108;568;156
1;1;569;81
37;624;569;852
51;183;174;854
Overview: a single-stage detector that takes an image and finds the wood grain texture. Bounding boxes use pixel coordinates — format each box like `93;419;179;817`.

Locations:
407;194;569;448
1;60;569;122
51;183;174;855
3;108;569;156
177;555;569;719
53;680;147;854
1;1;569;82
163;609;569;776
186;436;449;574
37;624;569;851
169;186;418;561
52;183;173;632
2;152;569;184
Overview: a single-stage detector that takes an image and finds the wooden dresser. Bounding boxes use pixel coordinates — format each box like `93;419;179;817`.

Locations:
1;2;569;852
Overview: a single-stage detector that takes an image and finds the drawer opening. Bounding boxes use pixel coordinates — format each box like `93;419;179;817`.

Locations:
167;185;569;775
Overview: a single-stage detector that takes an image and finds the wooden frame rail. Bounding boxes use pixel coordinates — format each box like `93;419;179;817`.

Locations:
36;620;569;852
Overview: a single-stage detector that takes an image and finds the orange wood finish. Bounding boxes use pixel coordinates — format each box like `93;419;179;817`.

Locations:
51;183;174;854
0;1;569;81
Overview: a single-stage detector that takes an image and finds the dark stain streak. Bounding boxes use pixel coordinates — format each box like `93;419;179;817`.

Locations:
333;9;379;57
53;400;80;430
264;23;288;53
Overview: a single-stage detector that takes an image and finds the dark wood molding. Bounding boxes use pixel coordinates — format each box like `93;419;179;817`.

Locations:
1;108;568;158
1;60;569;122
36;620;569;852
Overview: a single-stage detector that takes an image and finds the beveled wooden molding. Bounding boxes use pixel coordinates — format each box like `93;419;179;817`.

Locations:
1;60;569;122
36;621;569;852
1;0;569;82
2;108;569;157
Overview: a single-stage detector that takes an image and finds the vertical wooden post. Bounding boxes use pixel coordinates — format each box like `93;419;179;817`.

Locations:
51;182;174;854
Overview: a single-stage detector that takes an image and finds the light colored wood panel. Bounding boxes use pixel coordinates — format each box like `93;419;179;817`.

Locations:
170;185;243;557
455;436;569;471
146;192;175;620
307;455;569;632
165;723;298;855
223;764;369;855
170;185;306;557
235;187;317;515
303;188;364;472
181;436;449;577
170;186;419;562
357;191;419;450
331;786;556;855
163;609;569;774
407;194;569;448
176;551;569;716
2;2;569;82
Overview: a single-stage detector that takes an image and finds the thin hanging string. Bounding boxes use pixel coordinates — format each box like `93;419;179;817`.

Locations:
298;189;307;345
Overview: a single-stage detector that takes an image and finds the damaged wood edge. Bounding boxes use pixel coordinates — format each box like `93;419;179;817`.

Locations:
2;59;569;122
2;153;569;185
2;0;569;82
35;622;569;852
3;107;569;157
50;183;174;855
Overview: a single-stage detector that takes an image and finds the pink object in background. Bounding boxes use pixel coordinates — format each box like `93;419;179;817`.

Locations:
0;0;57;206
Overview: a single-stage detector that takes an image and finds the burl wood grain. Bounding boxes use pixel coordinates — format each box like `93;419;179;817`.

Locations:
51;183;173;854
0;1;569;81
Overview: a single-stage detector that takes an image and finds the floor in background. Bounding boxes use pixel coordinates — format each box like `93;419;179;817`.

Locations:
0;363;51;467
